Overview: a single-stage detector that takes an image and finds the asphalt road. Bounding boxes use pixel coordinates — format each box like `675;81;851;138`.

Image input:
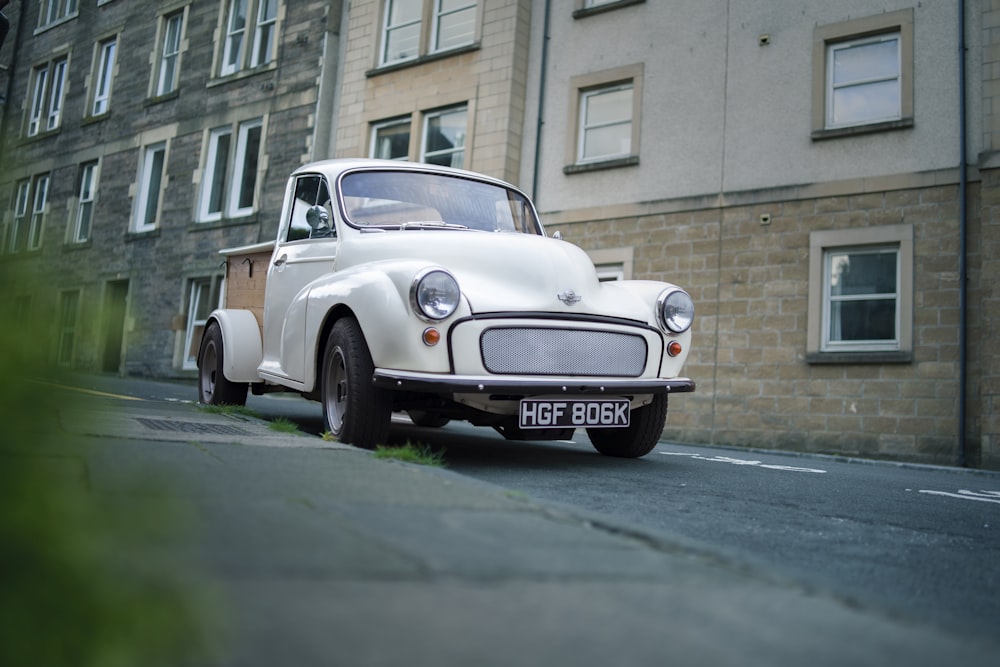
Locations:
82;375;1000;647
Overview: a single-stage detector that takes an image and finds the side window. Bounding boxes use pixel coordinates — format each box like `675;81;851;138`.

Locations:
812;10;913;139
89;37;117;117
153;9;185;98
285;175;333;242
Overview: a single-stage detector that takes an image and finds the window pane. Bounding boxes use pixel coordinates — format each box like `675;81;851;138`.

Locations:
829;251;897;297
47;59;68;130
828;299;896;342
251;0;278;67
158;14;183;94
28;66;48;135
235;122;261;211
833;38;898;86
383;0;421;62
76;162;97;242
223;0;248;74
586;86;631;125
372;120;410;160
582;124;631;160
388;0;422;24
28;176;48;250
93;39;116;115
830;79;900;126
205;129;232;217
435;1;475;51
141;145;165;227
423;108;466;168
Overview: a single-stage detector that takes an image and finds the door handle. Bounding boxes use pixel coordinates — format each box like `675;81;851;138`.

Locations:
273;254;287;267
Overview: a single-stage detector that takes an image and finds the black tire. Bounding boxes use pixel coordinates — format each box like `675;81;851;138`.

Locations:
321;318;391;448
587;395;667;458
197;321;248;406
407;410;450;428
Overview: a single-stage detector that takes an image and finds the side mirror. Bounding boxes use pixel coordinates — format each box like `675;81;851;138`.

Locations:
306;205;335;238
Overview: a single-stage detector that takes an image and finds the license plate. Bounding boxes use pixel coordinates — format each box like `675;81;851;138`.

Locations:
518;398;630;429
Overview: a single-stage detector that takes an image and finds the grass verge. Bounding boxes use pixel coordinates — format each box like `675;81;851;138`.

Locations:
373;442;445;467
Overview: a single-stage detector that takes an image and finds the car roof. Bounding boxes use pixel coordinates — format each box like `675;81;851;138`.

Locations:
291;158;522;192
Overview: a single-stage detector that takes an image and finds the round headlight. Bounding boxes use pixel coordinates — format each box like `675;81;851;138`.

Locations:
411;269;460;321
657;288;694;334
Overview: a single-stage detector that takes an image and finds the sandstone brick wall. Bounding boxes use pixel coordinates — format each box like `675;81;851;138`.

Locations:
547;177;989;467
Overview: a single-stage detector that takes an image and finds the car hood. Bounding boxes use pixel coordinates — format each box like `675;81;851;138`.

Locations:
338;230;660;324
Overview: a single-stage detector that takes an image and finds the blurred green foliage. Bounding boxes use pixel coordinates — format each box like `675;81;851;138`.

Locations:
0;265;214;667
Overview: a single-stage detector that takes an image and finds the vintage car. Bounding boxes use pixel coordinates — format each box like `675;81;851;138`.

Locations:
198;159;695;457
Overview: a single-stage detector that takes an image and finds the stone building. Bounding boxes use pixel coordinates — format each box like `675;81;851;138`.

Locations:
0;0;339;376
515;0;997;469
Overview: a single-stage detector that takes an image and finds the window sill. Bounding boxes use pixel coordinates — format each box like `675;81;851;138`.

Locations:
806;350;912;365
366;43;481;78
811;117;913;141
573;0;646;19
125;228;160;242
82;112;111;127
145;90;180;107
563;155;639;175
190;214;258;231
63;240;93;251
207;63;278;89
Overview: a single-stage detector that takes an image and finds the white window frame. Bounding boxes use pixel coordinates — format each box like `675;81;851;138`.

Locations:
807;224;913;362
250;0;278;68
27;175;49;251
38;0;78;29
182;276;223;370
380;0;478;67
198;117;263;220
7;181;31;254
155;11;184;97
370;117;412;160
57;289;82;367
577;82;633;163
825;33;901;130
134;142;167;233
421;106;467;168
199;126;233;221
27;56;68;136
431;0;476;53
219;0;280;77
91;37;117;116
821;246;900;352
230;118;263;216
73;161;99;244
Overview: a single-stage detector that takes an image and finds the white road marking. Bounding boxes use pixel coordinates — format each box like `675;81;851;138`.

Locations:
660;451;827;474
917;489;1000;505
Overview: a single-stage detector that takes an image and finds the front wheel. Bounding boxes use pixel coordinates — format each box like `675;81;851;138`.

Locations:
197;321;248;406
321;318;391;449
587;395;668;458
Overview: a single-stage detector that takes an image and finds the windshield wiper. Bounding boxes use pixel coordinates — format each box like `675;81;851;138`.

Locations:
401;221;470;231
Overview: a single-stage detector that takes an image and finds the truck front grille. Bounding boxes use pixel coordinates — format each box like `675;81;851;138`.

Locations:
480;327;647;377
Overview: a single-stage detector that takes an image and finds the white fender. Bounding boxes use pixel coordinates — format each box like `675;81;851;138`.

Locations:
207;309;263;383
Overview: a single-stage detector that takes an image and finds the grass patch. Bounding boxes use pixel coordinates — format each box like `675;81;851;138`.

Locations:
267;417;300;434
197;403;261;419
373;442;445;467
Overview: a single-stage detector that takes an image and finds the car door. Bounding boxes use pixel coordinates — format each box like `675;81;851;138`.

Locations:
260;173;337;385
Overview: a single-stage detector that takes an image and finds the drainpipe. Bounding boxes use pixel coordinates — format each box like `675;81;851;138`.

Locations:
531;0;552;201
958;0;968;467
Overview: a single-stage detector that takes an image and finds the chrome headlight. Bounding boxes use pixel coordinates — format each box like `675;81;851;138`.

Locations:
656;288;694;334
411;268;461;321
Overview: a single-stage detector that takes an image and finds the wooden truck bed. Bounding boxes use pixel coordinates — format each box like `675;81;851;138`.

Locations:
220;241;274;338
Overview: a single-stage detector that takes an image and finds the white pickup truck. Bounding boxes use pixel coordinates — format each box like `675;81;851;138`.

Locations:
198;159;695;457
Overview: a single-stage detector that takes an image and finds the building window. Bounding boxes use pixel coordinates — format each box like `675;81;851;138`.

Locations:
219;0;279;77
182;276;222;370
21;175;50;252
379;0;478;67
72;161;99;244
134;142;167;232
370;117;412;160
38;0;78;28
6;181;30;254
579;83;633;163
90;37;117;116
565;64;642;172
421;106;466;167
57;289;81;367
199;118;263;221
155;10;185;97
812;10;913;139
807;224;913;363
27;56;68;136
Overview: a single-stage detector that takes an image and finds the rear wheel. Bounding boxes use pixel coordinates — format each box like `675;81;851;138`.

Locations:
321;318;391;449
197;322;248;406
587;395;667;458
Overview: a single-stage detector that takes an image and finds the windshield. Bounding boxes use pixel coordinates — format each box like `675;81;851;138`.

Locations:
339;170;542;234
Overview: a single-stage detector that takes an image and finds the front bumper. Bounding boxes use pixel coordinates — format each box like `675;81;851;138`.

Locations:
372;369;695;396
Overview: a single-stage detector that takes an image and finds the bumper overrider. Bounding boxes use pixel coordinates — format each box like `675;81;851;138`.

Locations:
372;369;696;395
